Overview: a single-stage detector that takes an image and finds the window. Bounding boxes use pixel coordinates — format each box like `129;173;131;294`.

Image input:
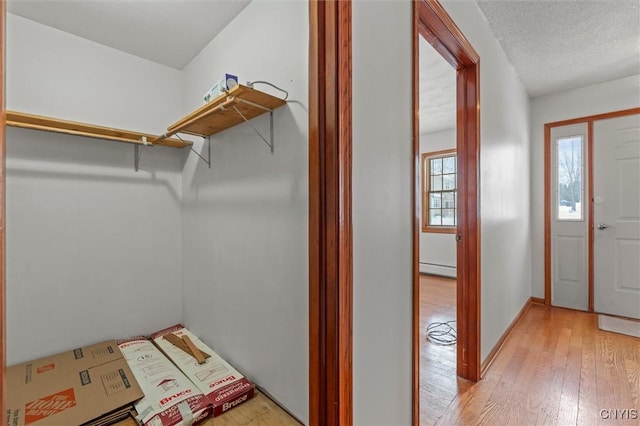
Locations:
422;149;457;233
556;136;584;221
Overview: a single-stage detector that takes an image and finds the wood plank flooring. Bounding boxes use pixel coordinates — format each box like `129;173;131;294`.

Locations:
419;274;640;425
419;274;468;425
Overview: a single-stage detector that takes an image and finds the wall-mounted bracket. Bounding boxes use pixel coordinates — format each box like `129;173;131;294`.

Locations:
177;134;211;168
134;136;152;172
232;104;275;154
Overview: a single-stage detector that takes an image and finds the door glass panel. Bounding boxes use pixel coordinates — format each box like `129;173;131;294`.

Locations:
557;136;584;220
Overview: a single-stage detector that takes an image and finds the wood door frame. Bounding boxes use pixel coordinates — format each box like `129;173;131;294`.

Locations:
413;1;482;423
543;107;640;310
308;1;352;425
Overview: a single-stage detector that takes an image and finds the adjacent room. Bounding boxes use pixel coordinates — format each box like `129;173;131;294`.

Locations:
416;36;461;425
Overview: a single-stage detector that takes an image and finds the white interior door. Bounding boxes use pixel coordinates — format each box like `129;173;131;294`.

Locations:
594;114;640;319
551;123;589;310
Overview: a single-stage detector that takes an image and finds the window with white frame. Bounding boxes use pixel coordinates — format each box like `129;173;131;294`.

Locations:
422;150;457;232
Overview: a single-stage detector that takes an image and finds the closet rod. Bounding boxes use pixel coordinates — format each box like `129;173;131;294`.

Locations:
6;111;192;148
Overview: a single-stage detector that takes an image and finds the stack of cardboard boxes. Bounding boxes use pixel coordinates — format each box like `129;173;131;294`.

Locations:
7;327;255;426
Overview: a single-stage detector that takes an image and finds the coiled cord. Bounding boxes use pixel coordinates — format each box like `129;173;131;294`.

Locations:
425;320;457;346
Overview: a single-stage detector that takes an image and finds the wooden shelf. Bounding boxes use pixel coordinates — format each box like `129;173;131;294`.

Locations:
161;85;286;140
6;111;192;148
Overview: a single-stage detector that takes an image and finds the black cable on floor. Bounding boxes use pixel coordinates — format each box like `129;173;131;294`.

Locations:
425;320;457;346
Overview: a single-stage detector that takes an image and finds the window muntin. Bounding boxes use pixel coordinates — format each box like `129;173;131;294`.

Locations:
422;150;457;231
556;136;584;221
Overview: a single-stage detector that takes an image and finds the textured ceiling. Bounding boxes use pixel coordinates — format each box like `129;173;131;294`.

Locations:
7;0;252;70
477;0;640;97
419;37;456;135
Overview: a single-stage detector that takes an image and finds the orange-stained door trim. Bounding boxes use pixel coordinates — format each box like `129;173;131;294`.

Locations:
543;107;640;308
308;1;353;425
414;1;482;424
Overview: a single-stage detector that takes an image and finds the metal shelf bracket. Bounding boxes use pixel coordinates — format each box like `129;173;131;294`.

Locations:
232;103;275;154
134;136;152;172
179;134;211;168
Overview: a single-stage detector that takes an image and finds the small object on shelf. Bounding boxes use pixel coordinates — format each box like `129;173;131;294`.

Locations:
203;73;239;103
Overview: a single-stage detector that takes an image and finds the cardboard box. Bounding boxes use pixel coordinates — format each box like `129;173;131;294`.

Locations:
203;74;238;103
150;325;255;417
117;337;213;426
6;340;144;426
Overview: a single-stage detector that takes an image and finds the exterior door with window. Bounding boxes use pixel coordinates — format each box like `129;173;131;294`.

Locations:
551;123;589;310
593;114;640;319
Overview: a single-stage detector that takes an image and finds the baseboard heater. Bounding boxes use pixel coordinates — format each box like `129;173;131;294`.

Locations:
419;262;456;278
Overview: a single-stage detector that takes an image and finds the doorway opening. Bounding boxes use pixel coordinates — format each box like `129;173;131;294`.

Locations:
413;0;481;424
417;37;460;425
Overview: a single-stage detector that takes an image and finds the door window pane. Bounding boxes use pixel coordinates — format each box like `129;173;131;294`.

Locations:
557;136;584;220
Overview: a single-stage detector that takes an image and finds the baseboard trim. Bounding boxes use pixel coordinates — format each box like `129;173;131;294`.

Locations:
481;297;537;377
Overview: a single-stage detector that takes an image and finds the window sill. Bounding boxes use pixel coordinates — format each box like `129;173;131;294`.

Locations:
422;226;456;234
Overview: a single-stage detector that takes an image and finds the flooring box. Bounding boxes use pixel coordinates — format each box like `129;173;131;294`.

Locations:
117;337;213;426
6;340;144;426
150;325;255;417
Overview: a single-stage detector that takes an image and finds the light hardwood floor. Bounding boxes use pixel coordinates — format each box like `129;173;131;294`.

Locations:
419;274;468;425
420;274;640;425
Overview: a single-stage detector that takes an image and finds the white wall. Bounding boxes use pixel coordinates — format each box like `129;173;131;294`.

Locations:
530;75;640;299
179;1;308;422
353;2;413;425
419;128;457;277
6;14;184;365
353;1;531;423
441;0;532;362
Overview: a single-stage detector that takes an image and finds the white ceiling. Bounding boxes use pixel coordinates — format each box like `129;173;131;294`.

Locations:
7;0;252;70
419;37;456;135
477;0;640;98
